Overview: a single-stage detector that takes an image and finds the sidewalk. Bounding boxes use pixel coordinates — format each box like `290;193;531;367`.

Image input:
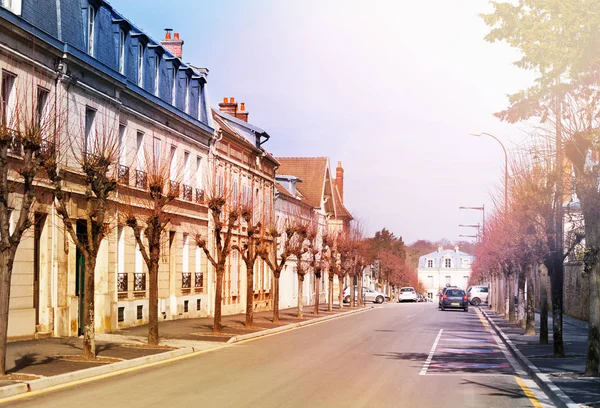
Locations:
0;303;372;399
481;307;600;408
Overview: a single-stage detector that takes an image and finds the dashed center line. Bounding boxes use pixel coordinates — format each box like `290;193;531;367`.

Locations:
420;329;443;376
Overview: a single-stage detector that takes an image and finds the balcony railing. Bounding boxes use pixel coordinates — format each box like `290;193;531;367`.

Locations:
117;273;128;292
183;184;192;201
195;272;203;289
135;170;147;189
182;273;191;289
134;273;146;291
118;164;130;185
169;180;180;198
195;188;205;204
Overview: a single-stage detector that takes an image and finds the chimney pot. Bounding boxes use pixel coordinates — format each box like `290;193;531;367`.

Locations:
230;97;235;103
174;32;180;39
240;102;245;111
223;97;228;103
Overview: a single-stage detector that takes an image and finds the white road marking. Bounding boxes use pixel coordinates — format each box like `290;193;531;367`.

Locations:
420;328;443;376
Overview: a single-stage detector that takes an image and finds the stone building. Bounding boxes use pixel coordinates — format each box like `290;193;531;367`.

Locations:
1;0;213;338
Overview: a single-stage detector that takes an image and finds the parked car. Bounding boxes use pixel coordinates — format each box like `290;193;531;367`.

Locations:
467;285;489;306
343;287;389;304
440;288;469;312
398;287;418;302
438;286;458;309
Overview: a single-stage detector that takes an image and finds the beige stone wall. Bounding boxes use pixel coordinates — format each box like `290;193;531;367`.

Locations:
564;262;588;321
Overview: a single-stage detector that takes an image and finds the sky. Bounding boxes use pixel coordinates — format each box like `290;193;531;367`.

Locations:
108;0;536;244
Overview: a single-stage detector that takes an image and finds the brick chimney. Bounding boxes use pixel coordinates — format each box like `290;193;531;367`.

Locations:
218;97;249;122
335;161;344;203
161;29;184;58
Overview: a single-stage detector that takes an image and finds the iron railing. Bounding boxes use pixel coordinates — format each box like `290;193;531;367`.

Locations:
117;273;128;292
135;170;147;189
134;273;146;291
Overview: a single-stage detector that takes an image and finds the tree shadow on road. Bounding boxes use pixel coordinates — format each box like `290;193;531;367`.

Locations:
460;379;527;400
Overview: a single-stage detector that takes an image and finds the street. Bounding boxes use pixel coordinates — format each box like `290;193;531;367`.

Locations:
6;303;552;408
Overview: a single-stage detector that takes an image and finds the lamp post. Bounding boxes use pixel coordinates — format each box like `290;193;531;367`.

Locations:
459;224;481;241
459;205;485;235
470;132;509;213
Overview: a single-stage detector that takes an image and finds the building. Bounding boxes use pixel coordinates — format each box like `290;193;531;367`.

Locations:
211;98;279;315
1;0;213;338
417;246;474;300
275;158;353;307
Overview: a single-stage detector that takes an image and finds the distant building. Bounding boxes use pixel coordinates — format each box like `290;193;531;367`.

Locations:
417;246;474;299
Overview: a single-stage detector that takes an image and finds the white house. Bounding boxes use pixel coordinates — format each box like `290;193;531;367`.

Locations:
417;246;474;300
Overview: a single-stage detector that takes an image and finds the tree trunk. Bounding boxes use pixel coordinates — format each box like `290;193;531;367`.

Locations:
549;257;565;357
357;279;363;307
272;273;280;323
525;264;536;335
314;274;320;315
508;274;516;323
586;257;600;376
349;275;355;308
517;270;526;328
214;267;224;334
540;264;549;345
297;274;304;318
0;250;16;375
245;262;254;328
338;277;344;309
148;261;159;345
328;275;334;312
83;255;97;360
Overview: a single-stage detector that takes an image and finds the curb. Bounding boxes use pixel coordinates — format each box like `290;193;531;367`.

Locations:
480;309;579;408
0;346;195;401
226;306;374;344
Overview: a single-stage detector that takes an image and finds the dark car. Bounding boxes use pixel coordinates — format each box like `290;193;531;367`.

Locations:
438;286;458;309
440;288;469;312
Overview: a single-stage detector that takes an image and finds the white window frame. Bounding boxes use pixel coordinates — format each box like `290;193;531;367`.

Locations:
171;66;177;105
119;30;126;74
153;137;161;170
1;70;16;128
137;42;145;87
426;259;433;268
118;124;127;165
184;75;190;113
445;258;452;268
154;53;160;96
84;107;97;155
169;145;177;179
183;151;190;185
87;5;96;55
1;0;22;15
136;131;145;170
196;156;203;189
182;234;189;275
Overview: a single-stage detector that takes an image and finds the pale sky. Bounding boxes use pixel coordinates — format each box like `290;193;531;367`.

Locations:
109;0;535;243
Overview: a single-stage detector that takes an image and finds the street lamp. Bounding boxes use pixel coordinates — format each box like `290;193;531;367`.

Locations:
459;205;485;234
470;131;509;213
459;224;481;241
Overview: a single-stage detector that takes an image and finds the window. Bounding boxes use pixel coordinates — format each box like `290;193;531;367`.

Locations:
196;299;201;311
426;259;433;268
427;276;434;287
36;87;49;130
119;30;126;74
183;151;190;185
169;145;177;177
461;258;471;267
136;305;143;320
182;234;189;275
137;42;145;87
184;300;189;313
265;189;271;225
1;71;16;128
118;307;124;322
444;258;451;268
154;53;161;96
136;131;144;169
117;226;125;274
445;276;451;286
196;156;203;189
118;124;126;164
184;75;190;113
231;250;238;296
232;178;239;208
153;137;161;169
1;0;21;14
84;107;96;155
87;6;96;55
171;66;177;105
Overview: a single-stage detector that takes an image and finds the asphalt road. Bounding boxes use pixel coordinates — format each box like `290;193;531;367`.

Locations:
7;303;554;408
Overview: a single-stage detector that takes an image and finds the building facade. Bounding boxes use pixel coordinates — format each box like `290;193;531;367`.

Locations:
1;0;213;338
417;246;474;300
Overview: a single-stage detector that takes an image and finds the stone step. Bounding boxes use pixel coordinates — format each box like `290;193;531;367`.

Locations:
34;331;52;339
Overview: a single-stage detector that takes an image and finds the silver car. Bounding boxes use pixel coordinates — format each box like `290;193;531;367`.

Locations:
467;285;489;306
343;287;389;304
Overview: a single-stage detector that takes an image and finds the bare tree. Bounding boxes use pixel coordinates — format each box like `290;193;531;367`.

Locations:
260;220;297;323
45;110;119;360
234;202;262;328
308;227;325;315
324;233;339;312
123;143;180;345
193;164;239;335
290;222;309;318
0;73;61;374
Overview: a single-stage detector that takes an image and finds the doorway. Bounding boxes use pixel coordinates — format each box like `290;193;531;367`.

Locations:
33;213;47;327
75;221;87;336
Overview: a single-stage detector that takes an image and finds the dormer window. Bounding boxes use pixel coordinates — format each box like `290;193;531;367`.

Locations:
154;53;160;96
427;259;433;268
171;66;177;105
119;30;126;74
184;75;190;113
87;6;96;55
1;0;22;15
444;258;452;268
137;42;144;87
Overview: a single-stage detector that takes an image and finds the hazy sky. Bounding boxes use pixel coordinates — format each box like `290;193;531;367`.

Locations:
109;0;535;244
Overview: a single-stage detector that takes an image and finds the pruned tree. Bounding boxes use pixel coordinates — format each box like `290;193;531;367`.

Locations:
193;163;239;335
123;142;180;345
259;219;297;323
0;72;61;374
308;227;326;315
324;232;339;312
290;222;309;318
234;201;262;328
45;109;119;360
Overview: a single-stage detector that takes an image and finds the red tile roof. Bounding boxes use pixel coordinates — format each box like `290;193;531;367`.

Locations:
276;157;328;209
